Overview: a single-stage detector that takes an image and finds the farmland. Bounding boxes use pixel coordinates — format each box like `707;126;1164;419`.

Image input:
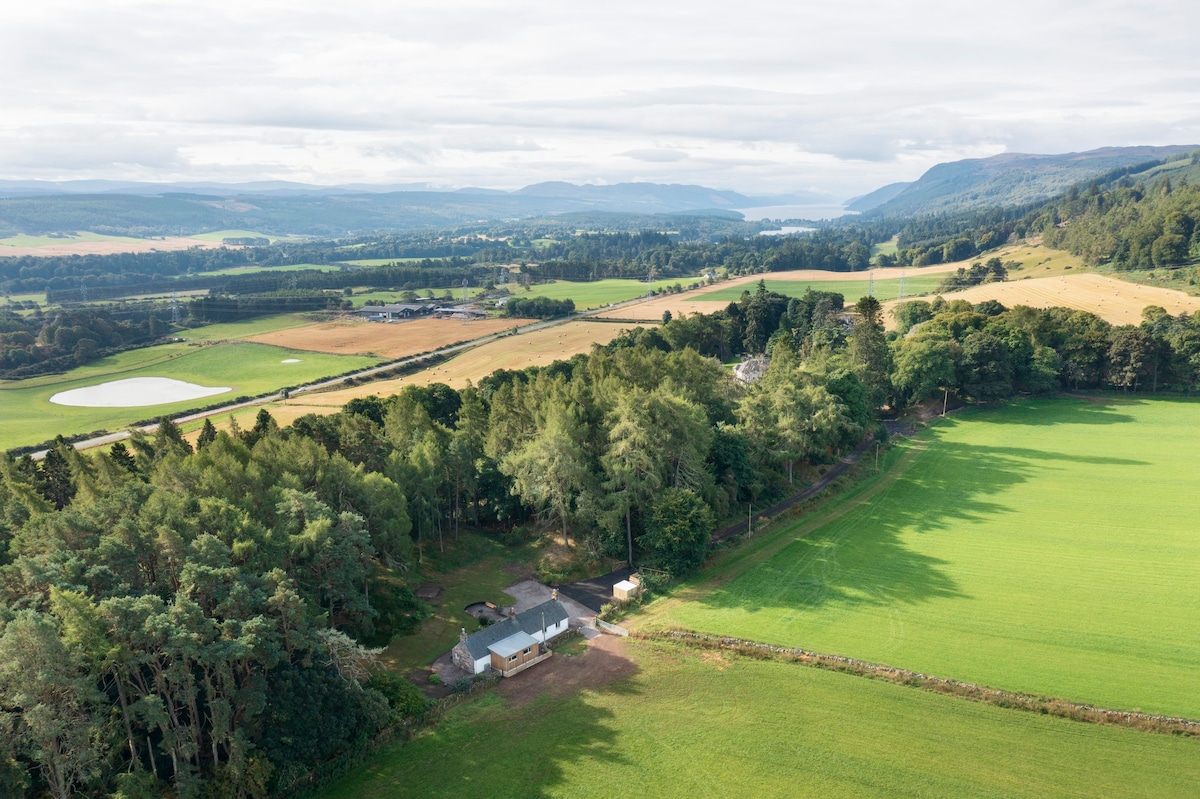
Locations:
882;273;1200;326
319;637;1200;799
513;277;689;309
696;275;945;303
641;398;1200;718
0;340;377;451
245;316;534;359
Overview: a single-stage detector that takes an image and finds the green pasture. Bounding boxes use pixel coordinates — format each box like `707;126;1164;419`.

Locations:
322;639;1200;799
694;275;944;304
349;287;486;308
518;278;692;310
181;313;314;342
0;341;377;451
871;236;899;257
650;398;1200;717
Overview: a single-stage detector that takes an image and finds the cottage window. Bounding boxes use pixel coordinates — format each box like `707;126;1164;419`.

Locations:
508;654;518;662
523;647;532;655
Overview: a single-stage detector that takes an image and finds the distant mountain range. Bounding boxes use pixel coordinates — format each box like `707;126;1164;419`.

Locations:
848;145;1200;216
0;181;836;237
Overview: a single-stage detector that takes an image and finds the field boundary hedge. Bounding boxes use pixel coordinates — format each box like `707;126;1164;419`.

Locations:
636;629;1200;737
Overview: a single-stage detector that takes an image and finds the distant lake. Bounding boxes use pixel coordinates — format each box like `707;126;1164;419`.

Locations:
736;204;856;222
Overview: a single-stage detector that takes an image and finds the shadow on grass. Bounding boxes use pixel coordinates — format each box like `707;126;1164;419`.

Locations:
329;645;641;799
969;397;1138;426
696;419;1150;616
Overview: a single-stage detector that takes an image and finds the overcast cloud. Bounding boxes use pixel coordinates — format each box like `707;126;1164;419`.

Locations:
2;0;1198;199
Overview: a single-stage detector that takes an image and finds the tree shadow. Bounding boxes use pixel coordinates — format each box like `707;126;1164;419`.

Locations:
695;424;1150;617
340;644;642;798
971;398;1138;426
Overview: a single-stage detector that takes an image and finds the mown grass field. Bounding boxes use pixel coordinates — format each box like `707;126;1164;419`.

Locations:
694;275;945;303
642;398;1200;718
321;638;1200;799
516;278;691;309
0;341;377;450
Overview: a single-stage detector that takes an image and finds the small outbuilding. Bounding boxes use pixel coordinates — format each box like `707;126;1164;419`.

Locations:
613;578;640;602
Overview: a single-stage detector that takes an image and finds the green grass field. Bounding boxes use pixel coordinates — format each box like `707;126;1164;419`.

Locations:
180;313;315;342
647;398;1200;717
871;236;899;258
0;341;377;450
516;278;693;310
349;287;487;307
321;638;1200;799
694;275;944;304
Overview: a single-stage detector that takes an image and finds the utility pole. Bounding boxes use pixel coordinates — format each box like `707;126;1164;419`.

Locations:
867;269;875;298
898;268;907;301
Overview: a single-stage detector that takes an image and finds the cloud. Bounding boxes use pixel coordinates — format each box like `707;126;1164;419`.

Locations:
0;0;1197;196
621;149;690;163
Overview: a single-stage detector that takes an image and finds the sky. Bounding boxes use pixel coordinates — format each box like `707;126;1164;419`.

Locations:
2;0;1199;200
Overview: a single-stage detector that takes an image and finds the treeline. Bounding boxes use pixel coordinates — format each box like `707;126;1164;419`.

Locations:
188;291;347;324
499;296;575;319
1042;177;1200;268
0;305;172;378
890;296;1200;401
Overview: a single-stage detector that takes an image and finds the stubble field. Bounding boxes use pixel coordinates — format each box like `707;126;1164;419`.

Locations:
882;272;1200;326
245;317;534;358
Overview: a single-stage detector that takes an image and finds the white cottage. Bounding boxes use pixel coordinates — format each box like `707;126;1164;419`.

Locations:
452;599;570;676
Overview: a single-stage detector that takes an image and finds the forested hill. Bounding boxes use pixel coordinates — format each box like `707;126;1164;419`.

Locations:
0;182;828;238
864;150;1200;270
859;145;1199;218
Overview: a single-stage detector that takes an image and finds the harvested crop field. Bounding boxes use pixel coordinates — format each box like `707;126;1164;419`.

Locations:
883;273;1200;327
297;320;643;406
0;234;224;257
245;317;534;358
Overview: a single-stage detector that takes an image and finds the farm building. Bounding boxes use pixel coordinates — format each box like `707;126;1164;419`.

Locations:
356;303;436;322
452;598;570;676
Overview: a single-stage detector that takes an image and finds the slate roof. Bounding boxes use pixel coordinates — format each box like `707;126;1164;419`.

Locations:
463;599;568;660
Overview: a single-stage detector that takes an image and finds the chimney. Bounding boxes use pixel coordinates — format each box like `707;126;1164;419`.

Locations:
459;627;467;644
551;588;558;601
